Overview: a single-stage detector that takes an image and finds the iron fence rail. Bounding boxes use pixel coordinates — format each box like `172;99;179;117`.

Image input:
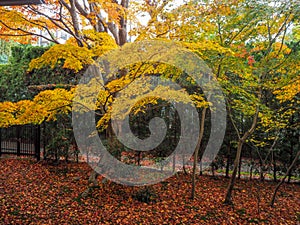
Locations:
0;125;40;160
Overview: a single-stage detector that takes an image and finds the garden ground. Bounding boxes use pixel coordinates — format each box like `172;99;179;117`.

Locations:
0;157;299;224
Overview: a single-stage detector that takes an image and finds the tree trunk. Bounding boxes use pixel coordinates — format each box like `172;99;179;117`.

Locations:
249;163;253;181
81;170;99;198
238;151;242;179
225;145;231;178
135;151;141;166
224;139;244;204
259;159;265;182
272;151;277;182
199;160;203;176
82;119;116;198
249;148;253;181
224;106;259;204
172;153;176;173
182;156;188;175
69;0;84;47
191;108;207;199
211;163;215;177
287;138;294;183
270;150;300;207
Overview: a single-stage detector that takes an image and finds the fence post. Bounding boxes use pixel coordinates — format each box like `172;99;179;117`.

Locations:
42;122;47;160
35;125;41;161
0;128;2;157
16;126;20;156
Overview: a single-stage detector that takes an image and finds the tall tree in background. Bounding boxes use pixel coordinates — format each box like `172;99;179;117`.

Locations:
0;0;128;45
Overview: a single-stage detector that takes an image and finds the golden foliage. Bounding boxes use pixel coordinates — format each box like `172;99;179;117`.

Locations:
274;77;300;102
0;88;73;127
28;32;117;72
28;44;95;72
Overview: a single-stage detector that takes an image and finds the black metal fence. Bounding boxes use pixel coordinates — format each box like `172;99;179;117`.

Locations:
0;124;40;160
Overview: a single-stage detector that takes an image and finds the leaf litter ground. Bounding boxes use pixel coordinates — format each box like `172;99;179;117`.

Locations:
0;158;299;224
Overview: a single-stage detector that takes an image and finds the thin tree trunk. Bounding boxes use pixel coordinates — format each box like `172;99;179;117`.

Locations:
272;150;277;182
224;140;244;204
270;150;300;207
224;106;259;205
199;160;203;176
81;170;99;198
172;153;176;173
259;159;265;182
287;138;294;183
254;132;279;182
225;145;231;178
270;136;279;182
211;163;215;177
191;108;207;199
182;156;188;175
238;151;242;179
249;148;253;181
249;163;253;181
69;0;84;47
136;151;141;166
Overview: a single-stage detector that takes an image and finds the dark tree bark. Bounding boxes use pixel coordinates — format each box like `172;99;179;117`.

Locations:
272;150;277;182
191;108;207;199
270;150;300;207
225;144;231;178
224;106;259;205
238;151;242;179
